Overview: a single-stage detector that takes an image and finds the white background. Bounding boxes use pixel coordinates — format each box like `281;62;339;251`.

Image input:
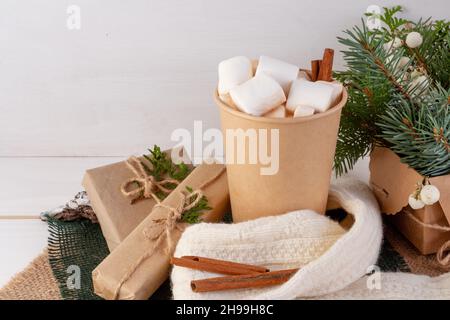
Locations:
0;1;448;287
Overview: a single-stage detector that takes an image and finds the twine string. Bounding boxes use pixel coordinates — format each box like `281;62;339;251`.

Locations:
120;156;180;203
405;210;450;267
437;240;450;267
112;167;225;299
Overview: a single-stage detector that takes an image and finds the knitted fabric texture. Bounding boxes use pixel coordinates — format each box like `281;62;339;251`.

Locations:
171;178;450;300
173;210;348;298
172;178;383;299
316;272;450;299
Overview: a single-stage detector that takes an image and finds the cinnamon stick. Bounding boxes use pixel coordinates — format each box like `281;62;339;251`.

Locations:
191;268;298;292
171;256;269;276
317;48;334;81
311;60;321;81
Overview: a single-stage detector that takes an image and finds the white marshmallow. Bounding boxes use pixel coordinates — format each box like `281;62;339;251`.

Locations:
230;73;286;116
317;80;343;105
293;105;315;118
286;79;335;113
264;104;286;118
219;92;238;109
251;59;258;75
218;56;253;96
298;70;311;81
255;56;299;94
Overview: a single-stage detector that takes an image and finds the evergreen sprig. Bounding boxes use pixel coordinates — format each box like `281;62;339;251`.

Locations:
142;145;191;182
334;19;409;175
366;5;409;35
378;87;450;176
181;186;212;224
334;6;450;177
412;19;450;88
134;145;191;201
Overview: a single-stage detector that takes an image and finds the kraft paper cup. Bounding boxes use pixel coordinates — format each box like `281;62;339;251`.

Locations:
215;81;347;222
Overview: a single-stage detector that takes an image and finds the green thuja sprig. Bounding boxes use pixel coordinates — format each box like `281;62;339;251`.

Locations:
141;145;191;182
170;162;190;182
181;186;212;224
131;145;192;202
142;145;170;180
365;5;409;35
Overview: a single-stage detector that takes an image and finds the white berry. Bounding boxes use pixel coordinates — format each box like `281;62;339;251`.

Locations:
383;37;402;52
392;37;403;48
408;194;425;209
405;32;423;48
420;185;440;205
397;56;410;69
411;75;429;90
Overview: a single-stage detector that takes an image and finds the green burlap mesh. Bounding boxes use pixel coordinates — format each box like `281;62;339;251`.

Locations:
377;238;410;273
47;217;174;300
47;218;109;300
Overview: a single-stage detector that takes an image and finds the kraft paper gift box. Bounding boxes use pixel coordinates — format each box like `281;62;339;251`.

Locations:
370;147;450;255
92;163;230;300
82;148;192;251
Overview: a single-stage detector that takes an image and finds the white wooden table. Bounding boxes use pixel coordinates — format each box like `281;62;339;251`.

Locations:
0;156;369;287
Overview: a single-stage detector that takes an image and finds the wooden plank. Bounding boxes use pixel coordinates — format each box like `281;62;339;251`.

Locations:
1;1;445;157
0;157;122;215
0;0;352;157
0;156;370;216
0;220;48;288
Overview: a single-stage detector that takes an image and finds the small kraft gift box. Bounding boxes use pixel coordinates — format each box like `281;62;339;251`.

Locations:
83;147;192;251
92;163;230;300
370;147;450;257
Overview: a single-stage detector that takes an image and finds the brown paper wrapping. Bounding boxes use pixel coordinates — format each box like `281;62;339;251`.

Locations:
92;163;229;300
370;147;450;254
215;79;347;222
82;148;191;252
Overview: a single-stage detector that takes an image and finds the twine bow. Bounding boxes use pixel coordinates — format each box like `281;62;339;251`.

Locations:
143;189;204;253
112;166;225;299
121;156;179;203
112;189;204;299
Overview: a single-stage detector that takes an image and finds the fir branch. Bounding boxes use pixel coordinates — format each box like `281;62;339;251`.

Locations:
378;87;450;177
334;18;413;174
334;6;449;176
412;19;450;88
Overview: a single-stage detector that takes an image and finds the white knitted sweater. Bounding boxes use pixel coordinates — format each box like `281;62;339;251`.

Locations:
171;178;450;299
